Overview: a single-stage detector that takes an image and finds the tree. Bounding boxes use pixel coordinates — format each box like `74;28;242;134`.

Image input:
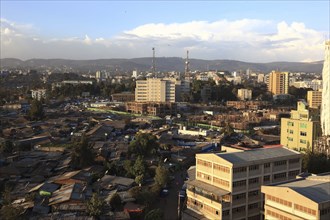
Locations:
129;133;159;156
86;193;104;217
71;136;95;169
135;174;144;186
132;156;146;177
0;205;24;220
28;99;44;121
0;140;14;154
109;193;123;211
302;151;330;174
154;165;169;188
144;209;164;220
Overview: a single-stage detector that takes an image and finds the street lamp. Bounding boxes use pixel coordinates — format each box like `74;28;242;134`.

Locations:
105;133;108;141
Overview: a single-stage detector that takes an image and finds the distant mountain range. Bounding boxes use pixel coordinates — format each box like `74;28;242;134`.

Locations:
0;58;324;73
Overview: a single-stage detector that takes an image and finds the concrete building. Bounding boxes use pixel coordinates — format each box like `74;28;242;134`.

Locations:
126;102;177;116
307;90;322;109
135;78;189;103
280;101;321;151
111;92;135;102
321;41;330;136
31;89;47;100
237;89;252;101
262;173;330;220
268;71;289;95
186;147;301;220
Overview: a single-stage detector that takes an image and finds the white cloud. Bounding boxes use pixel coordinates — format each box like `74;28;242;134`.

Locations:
0;18;327;62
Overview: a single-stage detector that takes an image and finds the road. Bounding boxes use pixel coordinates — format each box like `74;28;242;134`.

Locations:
153;169;186;220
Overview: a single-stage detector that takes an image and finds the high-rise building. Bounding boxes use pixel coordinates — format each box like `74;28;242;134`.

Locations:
280;101;321;151
307;90;322;109
321;41;330;136
186;147;301;220
31;89;47;101
135;78;189;103
237;89;252;101
262;173;330;220
268;71;289;95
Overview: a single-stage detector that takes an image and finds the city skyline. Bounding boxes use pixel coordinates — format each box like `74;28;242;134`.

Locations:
1;1;329;62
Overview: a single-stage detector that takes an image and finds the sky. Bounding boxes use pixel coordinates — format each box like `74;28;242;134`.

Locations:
1;0;329;62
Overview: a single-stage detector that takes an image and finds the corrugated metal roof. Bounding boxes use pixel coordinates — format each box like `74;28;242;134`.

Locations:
216;147;300;165
276;175;330;203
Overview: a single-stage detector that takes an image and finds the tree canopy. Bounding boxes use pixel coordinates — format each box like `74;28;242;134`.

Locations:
71;136;95;169
128;133;159;156
154;165;169;188
86;193;104;217
28;99;44;121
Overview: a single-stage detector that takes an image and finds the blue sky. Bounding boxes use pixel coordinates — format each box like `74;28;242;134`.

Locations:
1;1;329;61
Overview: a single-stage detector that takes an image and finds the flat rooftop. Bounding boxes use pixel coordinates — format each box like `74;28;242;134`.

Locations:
216;147;300;165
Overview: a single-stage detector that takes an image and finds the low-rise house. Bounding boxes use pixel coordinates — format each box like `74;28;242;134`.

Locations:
49;183;92;212
98;175;135;191
52;170;92;185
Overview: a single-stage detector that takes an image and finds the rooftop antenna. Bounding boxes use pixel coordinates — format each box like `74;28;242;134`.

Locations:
152;47;156;77
185;50;190;78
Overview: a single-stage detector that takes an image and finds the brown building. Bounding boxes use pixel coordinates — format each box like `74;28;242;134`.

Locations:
307;90;322;109
262;173;330;220
111;92;135;102
268;71;289;95
126;102;177;116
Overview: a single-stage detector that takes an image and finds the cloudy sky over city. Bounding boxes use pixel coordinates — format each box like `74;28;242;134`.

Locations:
1;1;329;62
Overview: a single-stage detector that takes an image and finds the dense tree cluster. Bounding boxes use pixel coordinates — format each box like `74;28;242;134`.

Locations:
302;151;330;174
128;133;159;157
71;136;95;169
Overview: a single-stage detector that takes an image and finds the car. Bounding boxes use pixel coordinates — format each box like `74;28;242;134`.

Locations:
160;188;170;197
179;190;186;199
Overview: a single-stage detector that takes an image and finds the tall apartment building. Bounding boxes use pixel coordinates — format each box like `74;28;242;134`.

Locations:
237;89;252;101
262;174;330;220
307;90;322;109
268;71;289;95
31;89;47;101
321;40;330;136
186;147;301;220
281;101;321;151
135;78;189;103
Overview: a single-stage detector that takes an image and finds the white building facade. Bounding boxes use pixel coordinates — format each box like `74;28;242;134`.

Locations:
321;41;330;136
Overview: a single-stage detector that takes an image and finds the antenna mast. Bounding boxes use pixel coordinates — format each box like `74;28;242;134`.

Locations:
185;50;190;79
152;47;156;77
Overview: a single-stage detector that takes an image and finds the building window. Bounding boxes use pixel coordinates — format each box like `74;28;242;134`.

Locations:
263;175;270;182
249;177;259;184
287;122;294;126
287;137;293;141
233;167;247;173
215;210;219;215
266;195;292;207
249;165;259;171
233;206;245;214
222;210;230;216
300;123;307;129
213;177;229;188
248;190;259;197
288;170;300;177
267;210;292;220
274;172;286;179
197;159;212;167
294;204;317;216
274;160;286;166
248;203;259;210
264;163;270;168
233;193;246;200
299;139;307;144
233;180;246;188
289;129;294;134
300;131;307;136
213;163;230;173
197;171;211;181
